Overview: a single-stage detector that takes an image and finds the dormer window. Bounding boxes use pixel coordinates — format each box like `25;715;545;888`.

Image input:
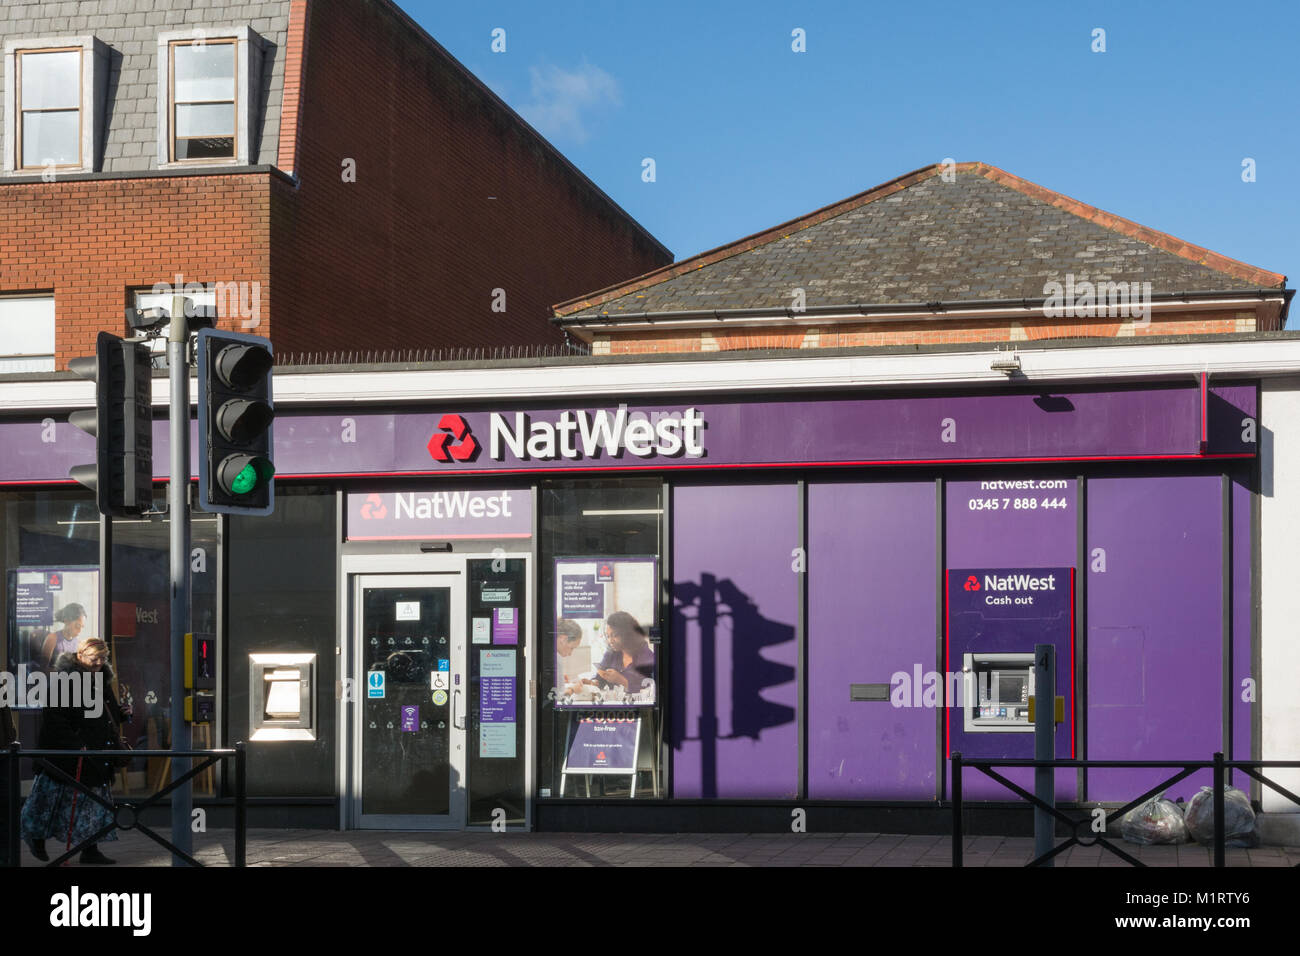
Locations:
17;48;82;169
3;37;108;174
157;27;263;167
169;38;237;161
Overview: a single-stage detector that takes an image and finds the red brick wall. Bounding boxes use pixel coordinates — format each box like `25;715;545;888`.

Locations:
593;310;1260;354
0;174;272;368
270;0;669;358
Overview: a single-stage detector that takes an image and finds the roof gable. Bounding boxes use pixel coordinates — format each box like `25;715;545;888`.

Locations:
555;162;1285;318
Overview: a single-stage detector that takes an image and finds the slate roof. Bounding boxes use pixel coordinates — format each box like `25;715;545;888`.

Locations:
554;163;1287;320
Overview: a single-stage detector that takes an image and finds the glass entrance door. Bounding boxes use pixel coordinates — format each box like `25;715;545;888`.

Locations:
352;572;466;829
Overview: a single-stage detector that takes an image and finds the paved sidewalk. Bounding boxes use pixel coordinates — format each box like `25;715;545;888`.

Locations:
17;830;1300;867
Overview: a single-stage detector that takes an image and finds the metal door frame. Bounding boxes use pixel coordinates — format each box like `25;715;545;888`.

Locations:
342;553;467;830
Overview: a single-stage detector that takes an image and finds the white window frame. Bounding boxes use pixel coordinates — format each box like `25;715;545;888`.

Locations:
0;294;56;372
157;26;262;167
3;36;108;174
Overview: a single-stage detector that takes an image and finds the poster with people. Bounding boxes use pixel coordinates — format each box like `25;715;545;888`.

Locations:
7;567;100;681
553;557;657;708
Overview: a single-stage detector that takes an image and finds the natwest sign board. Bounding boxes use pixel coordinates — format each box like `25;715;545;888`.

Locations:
0;383;1257;484
346;488;531;540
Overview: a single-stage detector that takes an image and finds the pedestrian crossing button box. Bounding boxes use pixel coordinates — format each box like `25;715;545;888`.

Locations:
250;653;316;741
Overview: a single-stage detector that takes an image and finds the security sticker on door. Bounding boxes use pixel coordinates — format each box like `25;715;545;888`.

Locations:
395;601;420;621
367;670;386;699
432;689;449;707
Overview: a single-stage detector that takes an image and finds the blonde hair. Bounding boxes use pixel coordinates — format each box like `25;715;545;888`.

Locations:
77;637;108;658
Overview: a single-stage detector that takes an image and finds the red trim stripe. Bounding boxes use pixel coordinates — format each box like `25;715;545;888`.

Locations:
1070;567;1076;760
944;569;950;760
4;450;1253;487
344;533;531;541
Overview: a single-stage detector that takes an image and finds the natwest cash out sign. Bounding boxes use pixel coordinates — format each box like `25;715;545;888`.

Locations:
346;489;531;540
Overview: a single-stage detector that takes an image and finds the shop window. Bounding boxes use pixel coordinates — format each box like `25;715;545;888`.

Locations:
0;491;216;798
157;28;263;166
538;479;664;799
0;295;55;372
3;37;108;173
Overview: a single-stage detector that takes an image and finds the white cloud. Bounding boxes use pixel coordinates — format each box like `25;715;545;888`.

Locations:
519;61;621;144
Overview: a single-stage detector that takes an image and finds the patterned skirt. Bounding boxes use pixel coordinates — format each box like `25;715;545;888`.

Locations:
20;771;118;848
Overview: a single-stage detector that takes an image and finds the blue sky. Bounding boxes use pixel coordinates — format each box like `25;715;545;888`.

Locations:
406;0;1298;312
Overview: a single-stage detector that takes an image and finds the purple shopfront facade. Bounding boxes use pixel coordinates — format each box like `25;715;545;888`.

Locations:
0;372;1262;830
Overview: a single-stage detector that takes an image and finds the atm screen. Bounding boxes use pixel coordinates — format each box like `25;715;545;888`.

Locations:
998;675;1026;703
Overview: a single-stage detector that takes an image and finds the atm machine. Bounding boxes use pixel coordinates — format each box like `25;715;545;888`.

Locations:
962;652;1035;732
946;568;1073;768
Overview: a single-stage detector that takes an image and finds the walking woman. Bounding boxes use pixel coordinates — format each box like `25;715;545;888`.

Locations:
21;638;124;864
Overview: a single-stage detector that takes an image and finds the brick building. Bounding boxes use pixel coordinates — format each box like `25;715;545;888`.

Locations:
0;0;669;370
553;162;1290;354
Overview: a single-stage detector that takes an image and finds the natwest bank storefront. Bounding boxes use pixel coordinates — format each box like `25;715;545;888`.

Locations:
2;336;1298;835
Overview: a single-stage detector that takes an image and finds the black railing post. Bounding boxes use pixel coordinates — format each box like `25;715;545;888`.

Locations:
1212;751;1225;868
951;752;963;868
235;741;247;868
5;743;19;868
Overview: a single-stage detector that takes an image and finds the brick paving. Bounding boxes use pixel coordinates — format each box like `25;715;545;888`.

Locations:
15;830;1300;867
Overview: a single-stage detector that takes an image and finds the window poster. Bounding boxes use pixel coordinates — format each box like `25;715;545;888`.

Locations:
553;557;658;709
7;566;101;686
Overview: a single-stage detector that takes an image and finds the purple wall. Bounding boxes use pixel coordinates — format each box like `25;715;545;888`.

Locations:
807;481;937;799
1232;477;1252;786
945;479;1078;799
1086;475;1222;801
671;483;799;798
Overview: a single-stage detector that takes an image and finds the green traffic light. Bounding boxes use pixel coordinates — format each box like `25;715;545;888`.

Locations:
231;462;259;494
218;455;275;498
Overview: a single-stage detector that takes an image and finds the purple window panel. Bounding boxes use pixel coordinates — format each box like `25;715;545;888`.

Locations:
1086;475;1222;802
944;479;1078;800
671;483;799;798
1232;477;1252;787
808;481;937;799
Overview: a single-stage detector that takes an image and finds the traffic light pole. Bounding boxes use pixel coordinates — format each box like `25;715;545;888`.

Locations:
168;296;193;865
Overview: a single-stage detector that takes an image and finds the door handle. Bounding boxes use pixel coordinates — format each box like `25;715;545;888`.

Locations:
453;688;465;730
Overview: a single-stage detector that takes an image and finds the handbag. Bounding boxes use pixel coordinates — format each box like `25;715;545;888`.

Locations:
110;733;132;771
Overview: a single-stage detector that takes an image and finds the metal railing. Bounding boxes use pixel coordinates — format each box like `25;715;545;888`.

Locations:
950;751;1300;867
3;742;246;867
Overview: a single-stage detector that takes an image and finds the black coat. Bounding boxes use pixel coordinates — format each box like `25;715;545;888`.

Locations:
36;654;126;788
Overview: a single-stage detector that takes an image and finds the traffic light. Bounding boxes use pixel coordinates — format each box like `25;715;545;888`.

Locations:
68;332;153;516
197;328;275;515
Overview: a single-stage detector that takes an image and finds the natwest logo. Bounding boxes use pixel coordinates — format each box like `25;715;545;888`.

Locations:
359;493;388;520
426;406;707;465
428;414;480;463
982;572;1057;592
492;405;706;461
963;575;980;591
